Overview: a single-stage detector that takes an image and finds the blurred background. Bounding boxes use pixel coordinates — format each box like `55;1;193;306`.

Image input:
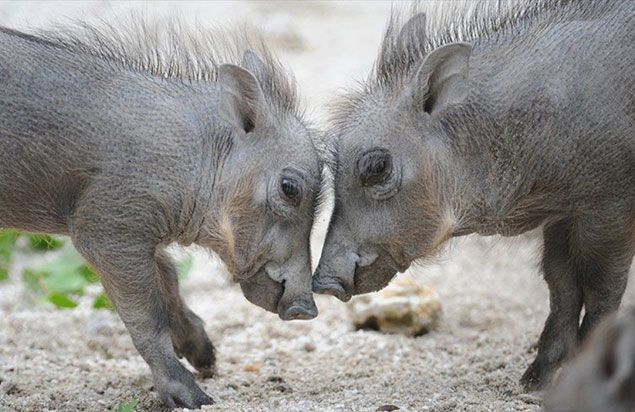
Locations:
0;2;632;411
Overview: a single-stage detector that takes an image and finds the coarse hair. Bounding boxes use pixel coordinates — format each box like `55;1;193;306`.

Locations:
330;0;618;133
1;16;300;118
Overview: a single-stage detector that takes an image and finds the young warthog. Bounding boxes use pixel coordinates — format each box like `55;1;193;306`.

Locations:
313;0;634;391
546;308;635;412
0;21;321;408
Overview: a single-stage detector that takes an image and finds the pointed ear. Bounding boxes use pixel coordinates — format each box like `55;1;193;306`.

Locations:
411;42;472;114
218;64;271;133
396;13;427;51
241;49;268;76
377;13;427;78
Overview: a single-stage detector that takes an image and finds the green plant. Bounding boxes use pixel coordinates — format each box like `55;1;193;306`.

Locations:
0;230;194;310
111;398;139;412
27;233;64;251
22;248;105;309
0;229;19;281
0;231;63;282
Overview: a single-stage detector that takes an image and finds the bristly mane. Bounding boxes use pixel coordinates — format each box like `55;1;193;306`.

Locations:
327;0;616;138
323;0;618;172
372;0;614;88
9;17;300;118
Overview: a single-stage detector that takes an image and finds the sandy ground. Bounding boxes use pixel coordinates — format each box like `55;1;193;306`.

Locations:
0;2;633;411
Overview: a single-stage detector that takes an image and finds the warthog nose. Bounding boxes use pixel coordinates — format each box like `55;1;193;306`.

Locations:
281;302;318;321
312;276;351;302
280;299;318;320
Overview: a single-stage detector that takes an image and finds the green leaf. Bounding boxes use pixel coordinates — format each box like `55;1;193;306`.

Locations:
43;270;85;294
27;234;64;251
48;292;79;308
23;269;43;293
93;293;113;310
177;254;193;281
43;252;86;276
112;399;139;412
79;264;99;283
0;230;19;281
0;230;20;257
23;250;90;299
18;239;111;311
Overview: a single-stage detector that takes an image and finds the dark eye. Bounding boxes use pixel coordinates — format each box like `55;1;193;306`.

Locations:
280;177;301;206
358;148;392;187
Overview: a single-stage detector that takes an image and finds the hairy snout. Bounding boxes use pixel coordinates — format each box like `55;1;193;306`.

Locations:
312;238;362;302
239;271;284;314
239;251;318;320
272;254;318;320
278;290;317;321
313;236;401;300
239;271;317;320
312;261;354;302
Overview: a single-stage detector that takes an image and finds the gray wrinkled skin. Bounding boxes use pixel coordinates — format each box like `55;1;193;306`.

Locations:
0;22;320;409
314;0;634;392
545;308;635;412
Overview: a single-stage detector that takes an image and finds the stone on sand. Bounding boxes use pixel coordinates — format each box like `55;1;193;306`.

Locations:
347;277;442;336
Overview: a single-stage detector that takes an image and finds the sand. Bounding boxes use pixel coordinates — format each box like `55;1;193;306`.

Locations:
0;2;633;411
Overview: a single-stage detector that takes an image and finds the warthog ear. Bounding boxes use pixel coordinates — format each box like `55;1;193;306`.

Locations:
396;13;427;52
412;42;472;115
241;50;267;78
218;63;271;133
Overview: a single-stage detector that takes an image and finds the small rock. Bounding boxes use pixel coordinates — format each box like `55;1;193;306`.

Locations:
274;384;292;393
376;405;400;411
266;375;291;392
518;393;543;405
303;342;316;352
266;375;284;384
0;381;20;396
243;362;263;373
348;277;442;336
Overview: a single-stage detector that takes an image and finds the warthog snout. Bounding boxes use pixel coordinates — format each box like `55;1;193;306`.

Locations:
311;241;358;302
312;269;352;302
279;291;318;320
239;271;318;321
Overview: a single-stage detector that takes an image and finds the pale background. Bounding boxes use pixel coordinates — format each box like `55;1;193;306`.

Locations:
0;2;633;411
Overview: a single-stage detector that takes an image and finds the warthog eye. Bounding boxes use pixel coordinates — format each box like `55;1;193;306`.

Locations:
280;177;301;206
358;148;392;187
